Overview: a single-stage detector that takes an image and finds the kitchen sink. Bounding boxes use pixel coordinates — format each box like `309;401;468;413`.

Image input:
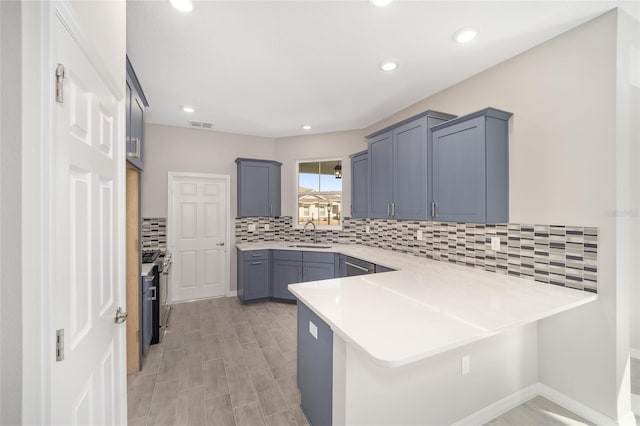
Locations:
287;244;332;249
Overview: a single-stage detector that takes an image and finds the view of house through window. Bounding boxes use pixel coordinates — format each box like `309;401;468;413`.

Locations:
297;159;342;227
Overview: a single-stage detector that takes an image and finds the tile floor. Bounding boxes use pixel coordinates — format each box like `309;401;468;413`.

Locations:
127;297;308;426
128;296;627;426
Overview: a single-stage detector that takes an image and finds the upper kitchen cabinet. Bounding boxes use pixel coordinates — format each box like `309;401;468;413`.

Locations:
236;158;282;217
349;150;368;218
431;108;513;224
126;57;149;170
367;111;456;220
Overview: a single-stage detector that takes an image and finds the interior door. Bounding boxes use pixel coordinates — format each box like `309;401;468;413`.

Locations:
51;13;126;426
171;174;228;302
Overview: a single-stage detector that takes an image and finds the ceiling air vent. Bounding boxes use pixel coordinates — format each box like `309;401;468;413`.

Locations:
189;120;214;129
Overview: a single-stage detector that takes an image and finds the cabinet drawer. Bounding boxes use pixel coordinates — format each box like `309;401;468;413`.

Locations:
243;250;270;260
272;250;303;262
303;251;334;264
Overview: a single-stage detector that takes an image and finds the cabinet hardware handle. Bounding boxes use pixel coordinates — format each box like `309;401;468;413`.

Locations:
270;204;273;215
144;276;154;282
392;203;396;217
128;137;141;159
387;203;391;217
216;242;225;246
345;261;371;273
252;261;263;265
251;254;262;257
149;286;157;301
432;201;437;218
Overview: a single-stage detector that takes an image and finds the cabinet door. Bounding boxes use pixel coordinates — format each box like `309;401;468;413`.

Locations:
269;163;281;216
393;118;427;220
337;254;347;278
243;260;270;300
127;88;145;170
432;116;486;223
239;162;271;217
272;260;302;300
368;131;393;219
297;302;333;426
303;261;335;282
350;152;368;218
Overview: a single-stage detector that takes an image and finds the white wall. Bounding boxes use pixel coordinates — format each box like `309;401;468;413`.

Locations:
362;10;625;419
274;130;367;220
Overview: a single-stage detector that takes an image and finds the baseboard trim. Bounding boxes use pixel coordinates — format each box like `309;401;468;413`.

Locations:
226;290;237;297
536;383;620;426
451;384;539;426
631;348;640;360
454;383;633;426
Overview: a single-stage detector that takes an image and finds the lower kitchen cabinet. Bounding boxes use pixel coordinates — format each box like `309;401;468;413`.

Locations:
272;260;302;300
297;301;333;426
237;249;271;302
303;261;335;282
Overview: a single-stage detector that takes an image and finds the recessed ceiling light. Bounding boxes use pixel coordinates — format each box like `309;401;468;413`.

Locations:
302;125;312;130
454;28;477;44
170;0;193;13
379;60;399;72
182;105;195;113
370;0;393;7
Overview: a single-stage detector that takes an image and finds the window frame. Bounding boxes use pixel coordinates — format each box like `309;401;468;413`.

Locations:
294;157;343;230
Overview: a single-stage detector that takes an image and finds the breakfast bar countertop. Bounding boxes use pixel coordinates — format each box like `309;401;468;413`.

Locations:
236;242;597;368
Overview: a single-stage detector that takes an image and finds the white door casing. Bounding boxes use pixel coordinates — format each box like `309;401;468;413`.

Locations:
50;10;126;426
168;173;230;302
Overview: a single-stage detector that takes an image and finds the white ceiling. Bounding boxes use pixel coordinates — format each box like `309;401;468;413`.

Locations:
126;1;639;138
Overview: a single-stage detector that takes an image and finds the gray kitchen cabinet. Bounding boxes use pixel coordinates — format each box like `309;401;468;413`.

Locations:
366;111;456;220
350;150;368;218
272;250;303;301
297;302;333;426
431;108;512;224
236;158;282;217
302;251;335;282
126;57;148;170
367;131;393;219
335;253;347;278
237;249;271;302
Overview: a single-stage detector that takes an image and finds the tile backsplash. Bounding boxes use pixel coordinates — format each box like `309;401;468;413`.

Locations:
141;217;167;251
235;216;598;293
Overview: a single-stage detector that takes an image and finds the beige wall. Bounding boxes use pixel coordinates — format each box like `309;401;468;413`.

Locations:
364;10;625;419
274;129;367;220
141;124;275;219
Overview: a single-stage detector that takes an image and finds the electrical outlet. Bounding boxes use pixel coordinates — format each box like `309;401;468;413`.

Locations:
416;230;423;241
264;224;270;231
248;224;256;232
365;225;371;233
461;355;470;375
491;236;501;251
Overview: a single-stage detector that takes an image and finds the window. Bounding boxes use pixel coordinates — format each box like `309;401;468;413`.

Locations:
297;159;342;227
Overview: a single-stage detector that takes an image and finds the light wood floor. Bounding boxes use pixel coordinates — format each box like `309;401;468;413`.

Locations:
127;297;618;426
127;297;307;426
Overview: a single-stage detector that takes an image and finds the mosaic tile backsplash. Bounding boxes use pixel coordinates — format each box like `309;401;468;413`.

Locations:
142;217;167;251
235;216;598;293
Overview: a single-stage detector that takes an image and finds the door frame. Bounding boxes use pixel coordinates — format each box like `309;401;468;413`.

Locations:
167;171;231;301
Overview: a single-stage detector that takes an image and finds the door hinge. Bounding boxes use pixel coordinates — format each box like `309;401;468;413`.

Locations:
56;329;64;362
55;64;65;103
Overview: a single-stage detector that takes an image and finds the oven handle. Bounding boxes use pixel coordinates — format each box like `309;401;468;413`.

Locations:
345;261;371;273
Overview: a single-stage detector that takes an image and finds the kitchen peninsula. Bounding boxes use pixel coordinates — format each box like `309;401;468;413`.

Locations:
238;243;597;425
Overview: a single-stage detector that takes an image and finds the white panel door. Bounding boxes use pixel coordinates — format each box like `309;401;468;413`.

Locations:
51;13;125;426
171;175;228;302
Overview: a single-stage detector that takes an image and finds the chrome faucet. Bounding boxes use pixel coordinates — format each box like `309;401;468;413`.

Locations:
303;221;317;244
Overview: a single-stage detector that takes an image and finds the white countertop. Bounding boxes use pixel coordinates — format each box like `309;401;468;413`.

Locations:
236;242;597;368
